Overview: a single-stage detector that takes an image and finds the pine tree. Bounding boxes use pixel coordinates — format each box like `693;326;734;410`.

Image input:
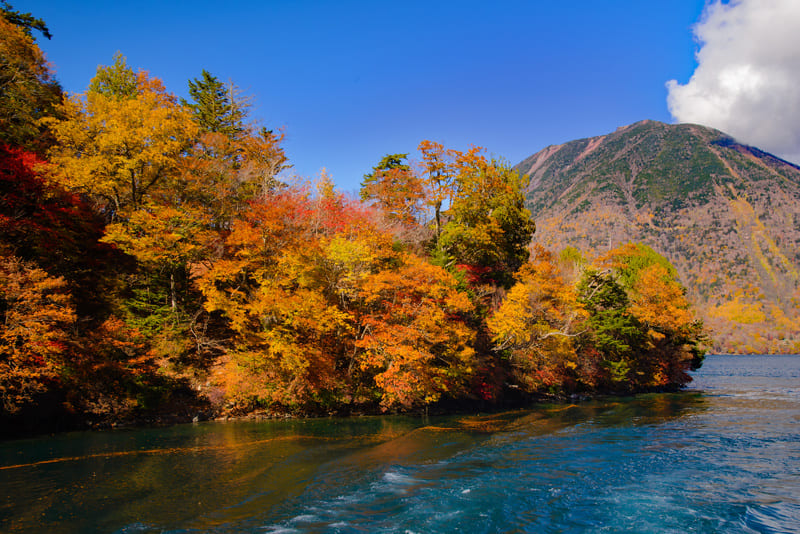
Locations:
0;1;51;40
182;70;247;138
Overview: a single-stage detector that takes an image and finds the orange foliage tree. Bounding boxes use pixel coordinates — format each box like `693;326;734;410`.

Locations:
197;180;480;413
488;243;708;396
418;140;458;240
197;185;372;410
0;256;74;414
355;254;476;410
360;153;425;226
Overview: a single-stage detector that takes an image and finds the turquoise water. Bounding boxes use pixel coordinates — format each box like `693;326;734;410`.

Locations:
1;354;799;533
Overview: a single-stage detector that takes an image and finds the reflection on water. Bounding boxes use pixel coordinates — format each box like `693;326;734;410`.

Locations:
1;355;798;533
1;417;423;533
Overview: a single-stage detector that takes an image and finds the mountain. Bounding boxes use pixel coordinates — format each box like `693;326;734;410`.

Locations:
515;120;800;354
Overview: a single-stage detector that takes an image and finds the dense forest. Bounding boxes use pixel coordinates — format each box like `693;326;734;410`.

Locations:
0;5;707;433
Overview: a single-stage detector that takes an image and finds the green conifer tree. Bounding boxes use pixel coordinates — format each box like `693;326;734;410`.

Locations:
0;1;51;40
182;70;248;138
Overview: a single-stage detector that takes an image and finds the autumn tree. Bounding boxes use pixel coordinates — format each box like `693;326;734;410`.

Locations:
487;242;707;396
488;247;587;393
179;126;288;231
418;140;458;240
44;54;198;220
101;206;212;313
0;144;119;320
598;243;707;386
197;185;371;410
355;254;476;410
87;51;138;98
0;245;181;427
0;256;75;415
43;56;214;379
0;13;61;152
439;148;535;291
42;60;291;383
575;243;707;390
0;138;177;427
178;69;287;230
196;176;483;414
360;153;425;225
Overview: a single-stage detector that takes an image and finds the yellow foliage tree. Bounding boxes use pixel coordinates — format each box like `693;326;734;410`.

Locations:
488;247;587;392
0;16;61;151
44;55;197;220
101;205;213;311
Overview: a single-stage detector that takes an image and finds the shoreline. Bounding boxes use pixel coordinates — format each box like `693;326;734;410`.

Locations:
1;384;695;441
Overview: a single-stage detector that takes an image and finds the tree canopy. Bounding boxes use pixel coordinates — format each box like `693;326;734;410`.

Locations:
0;44;709;433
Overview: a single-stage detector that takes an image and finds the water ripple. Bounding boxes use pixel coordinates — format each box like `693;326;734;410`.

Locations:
1;355;799;533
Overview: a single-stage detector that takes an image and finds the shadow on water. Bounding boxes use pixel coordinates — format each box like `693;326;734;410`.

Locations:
0;391;713;534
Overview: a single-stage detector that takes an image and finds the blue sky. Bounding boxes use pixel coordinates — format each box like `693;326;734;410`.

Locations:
23;1;709;193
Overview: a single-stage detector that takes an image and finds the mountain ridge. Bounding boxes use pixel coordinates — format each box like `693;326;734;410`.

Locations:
515;119;800;354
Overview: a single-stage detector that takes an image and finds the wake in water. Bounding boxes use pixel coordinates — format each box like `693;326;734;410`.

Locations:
1;355;798;533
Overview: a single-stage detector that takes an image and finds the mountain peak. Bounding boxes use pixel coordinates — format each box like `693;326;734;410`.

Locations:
517;120;800;354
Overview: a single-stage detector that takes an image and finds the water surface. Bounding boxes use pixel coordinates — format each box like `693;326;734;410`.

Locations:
1;354;798;533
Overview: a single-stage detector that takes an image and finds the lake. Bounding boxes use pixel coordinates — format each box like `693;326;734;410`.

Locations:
1;354;799;533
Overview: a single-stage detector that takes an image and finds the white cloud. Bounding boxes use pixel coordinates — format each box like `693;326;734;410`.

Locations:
666;0;800;163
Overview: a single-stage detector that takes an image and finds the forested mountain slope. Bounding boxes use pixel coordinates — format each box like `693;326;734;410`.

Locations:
516;120;800;353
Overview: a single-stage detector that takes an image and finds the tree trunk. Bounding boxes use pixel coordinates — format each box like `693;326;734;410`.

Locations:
170;271;177;312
